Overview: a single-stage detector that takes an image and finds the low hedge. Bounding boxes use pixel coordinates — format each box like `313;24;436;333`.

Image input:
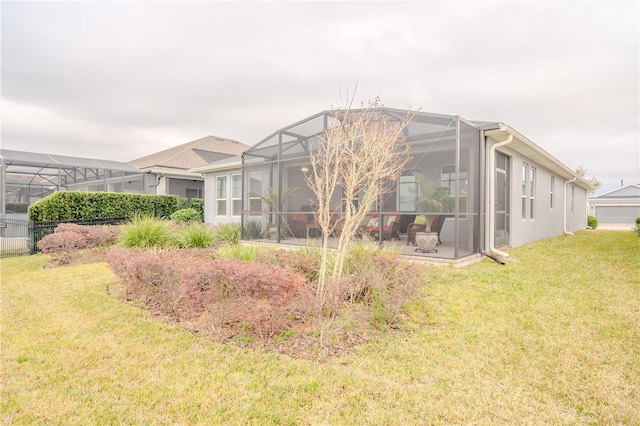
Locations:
177;198;204;220
27;192;179;221
6;203;29;213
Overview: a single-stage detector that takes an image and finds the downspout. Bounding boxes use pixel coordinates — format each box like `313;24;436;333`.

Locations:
563;177;577;235
488;132;513;258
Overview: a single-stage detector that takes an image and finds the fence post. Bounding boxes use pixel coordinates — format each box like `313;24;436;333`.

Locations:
29;221;36;255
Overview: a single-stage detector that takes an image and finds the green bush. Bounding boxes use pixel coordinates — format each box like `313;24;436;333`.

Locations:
170;208;202;223
178;225;216;248
28;192;178;222
635;217;640;237
243;219;266;240
587;215;598;229
177;198;204;219
212;223;240;245
119;214;175;248
6;203;29;213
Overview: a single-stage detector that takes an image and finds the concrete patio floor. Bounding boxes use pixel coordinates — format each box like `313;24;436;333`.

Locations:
243;233;482;267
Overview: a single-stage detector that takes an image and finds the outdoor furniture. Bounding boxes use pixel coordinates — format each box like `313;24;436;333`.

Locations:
364;214;401;240
290;213;320;238
408;214;449;246
407;215;429;245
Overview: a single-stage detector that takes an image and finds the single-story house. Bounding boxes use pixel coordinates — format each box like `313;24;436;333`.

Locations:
588;184;640;225
191;108;593;261
127;135;249;199
0;135;250;214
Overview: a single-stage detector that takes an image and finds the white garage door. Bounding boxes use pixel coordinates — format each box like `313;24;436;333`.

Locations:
595;206;640;224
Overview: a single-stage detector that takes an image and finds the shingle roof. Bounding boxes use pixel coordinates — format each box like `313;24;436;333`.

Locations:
129;135;249;170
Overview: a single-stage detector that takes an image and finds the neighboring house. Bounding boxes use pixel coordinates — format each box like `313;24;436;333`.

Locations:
127;135;249;198
0;149;141;215
193;108;593;261
190;156;243;224
588;184;640;225
0;136;250;214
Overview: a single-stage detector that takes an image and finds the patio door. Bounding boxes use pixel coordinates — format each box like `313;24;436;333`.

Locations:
495;152;510;247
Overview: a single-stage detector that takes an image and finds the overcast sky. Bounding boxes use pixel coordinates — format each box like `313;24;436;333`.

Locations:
2;1;638;194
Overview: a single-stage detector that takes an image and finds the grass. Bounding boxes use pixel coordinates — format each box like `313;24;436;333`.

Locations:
118;214;175;248
1;230;639;424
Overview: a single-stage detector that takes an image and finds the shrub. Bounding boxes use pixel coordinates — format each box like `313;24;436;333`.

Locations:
256;249;321;284
181;260;314;337
27;191;178;221
37;223;120;254
337;242;423;325
587;215;598;229
243;219;266;240
215;244;259;261
38;231;86;254
107;248;215;304
119;214;175;248
177;224;217;248
107;248;317;338
635;217;640;237
6;202;28;213
177;198;204;219
171;208;202;223
212;223;240;245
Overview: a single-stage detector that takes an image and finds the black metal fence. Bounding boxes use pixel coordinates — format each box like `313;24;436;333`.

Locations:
0;217;127;258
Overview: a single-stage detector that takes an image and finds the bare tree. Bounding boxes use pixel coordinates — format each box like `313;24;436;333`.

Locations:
575;165;601;194
305;96;413;303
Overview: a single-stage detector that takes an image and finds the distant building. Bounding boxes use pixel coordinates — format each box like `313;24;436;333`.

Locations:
588;184;640;225
192;108;594;260
127;135;249;199
0;135;250;214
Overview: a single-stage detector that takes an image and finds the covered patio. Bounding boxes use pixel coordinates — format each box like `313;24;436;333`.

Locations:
241;108;497;261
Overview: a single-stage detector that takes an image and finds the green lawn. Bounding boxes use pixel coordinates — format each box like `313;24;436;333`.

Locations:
2;230;639;424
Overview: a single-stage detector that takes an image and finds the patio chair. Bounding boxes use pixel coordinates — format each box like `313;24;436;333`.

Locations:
290;213;320;238
407;215;429;245
407;214;448;245
365;214;401;240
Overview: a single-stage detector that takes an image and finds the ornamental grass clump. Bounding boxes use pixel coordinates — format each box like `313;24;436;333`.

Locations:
212;223;240;245
119;214;175;248
215;244;259;261
177;224;217;248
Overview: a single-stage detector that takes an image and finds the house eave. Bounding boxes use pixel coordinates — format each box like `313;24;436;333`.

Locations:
485;126;594;191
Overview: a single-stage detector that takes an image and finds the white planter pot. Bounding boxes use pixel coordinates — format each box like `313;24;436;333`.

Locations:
415;232;438;253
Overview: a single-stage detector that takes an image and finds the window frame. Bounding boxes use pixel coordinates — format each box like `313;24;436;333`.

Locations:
215;175;228;217
231;173;242;217
521;163;536;220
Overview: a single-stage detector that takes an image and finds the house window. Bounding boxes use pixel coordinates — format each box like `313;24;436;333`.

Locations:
398;173;418;212
522;163;536;219
441;164;467;212
248;171;263;214
216;176;227;216
529;166;536;220
550;176;555;208
232;174;242;216
186;188;202;200
522;164;528;219
571;185;575;214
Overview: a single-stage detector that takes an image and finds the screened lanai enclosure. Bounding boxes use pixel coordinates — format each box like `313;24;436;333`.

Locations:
0;149;142;215
241;108;494;260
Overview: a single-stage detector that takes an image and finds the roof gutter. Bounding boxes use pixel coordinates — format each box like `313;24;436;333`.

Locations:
563;177;577;235
487;128;513;258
